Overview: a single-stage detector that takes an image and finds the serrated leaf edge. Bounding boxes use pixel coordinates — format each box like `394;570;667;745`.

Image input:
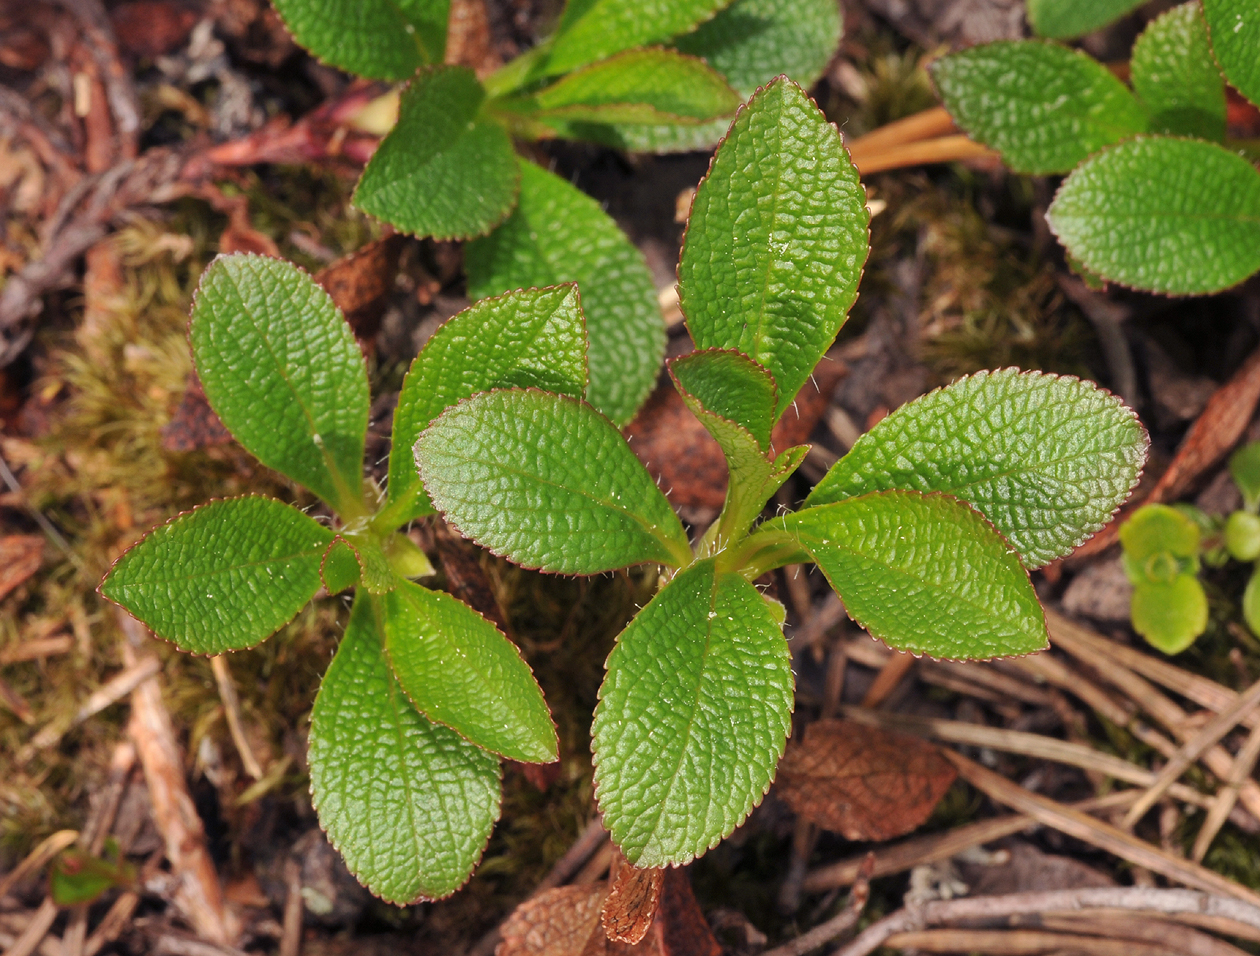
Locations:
188;252;372;507
666;347;781;451
415;387;691;573
1045;134;1260;297
782;489;1051;662
97;493;331;656
351;66;523;242
590;565;794;867
675;75;871;405
381;585;560;764
320;535;361;595
806;367;1149;567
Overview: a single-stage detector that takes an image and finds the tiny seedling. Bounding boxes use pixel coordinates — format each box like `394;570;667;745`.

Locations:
414;77;1149;869
1121;442;1260;654
930;0;1260;295
269;0;842;425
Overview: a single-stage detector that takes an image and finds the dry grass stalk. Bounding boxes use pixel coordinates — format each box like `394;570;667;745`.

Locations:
801;790;1140;893
761;854;873;956
1193;720;1260;862
834;888;1260;956
0;830;78;903
944;751;1260;906
840;706;1215;809
0;636;74;665
1032;914;1250;956
209;656;263;781
852;135;998;175
859;651;915;707
2;899;58;956
278;858;303;956
116;610;234;946
879;927;1200;955
845;106;956;156
1122;676;1260;827
1048;614;1260;822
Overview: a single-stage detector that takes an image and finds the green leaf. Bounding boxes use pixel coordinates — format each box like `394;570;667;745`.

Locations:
465;161;662;425
774;491;1048;659
804;369;1146;569
383;580;557;763
543;0;732;76
414;390;692;572
1047;137;1260;295
51;848;134;906
191;254;369;513
1225;511;1260;561
387;285;587;524
527;49;740;126
322;538;361;594
354;67;520;241
1026;0;1146;38
669;349;778;449
1204;0;1260;108
1132;575;1207;654
353;539;397;594
1120;504;1203;565
679;77;868;422
309;595;501;904
592;558;792;866
555;0;842;152
1244;566;1260;636
1232;442;1260;511
100;496;333;654
270;0;449;79
669;352;803;543
1131;3;1227;140
930;41;1148;175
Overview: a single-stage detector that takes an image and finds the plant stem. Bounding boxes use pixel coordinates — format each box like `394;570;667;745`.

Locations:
851;134;997;175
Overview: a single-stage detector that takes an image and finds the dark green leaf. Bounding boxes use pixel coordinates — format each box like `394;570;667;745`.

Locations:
415;390;692;572
383;581;558;763
466;161;662;425
354;67;520;241
1047;137;1260;295
271;0;449;79
930;41;1148;175
1026;0;1145;38
387;285;587;525
543;0;732;76
309;595;501;904
191;254;369;512
774;491;1048;659
592;558;792;866
1204;0;1260;108
1131;3;1227;140
805;369;1146;568
101;496;333;654
529;49;740;126
679;77;868;421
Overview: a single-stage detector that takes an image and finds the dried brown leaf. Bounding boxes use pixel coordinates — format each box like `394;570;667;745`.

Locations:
161;373;233;452
656;868;722;956
314;234;402;341
0;534;42;600
776;718;957;841
110;1;199;58
627;359;846;509
602;864;663;944
498;885;662;956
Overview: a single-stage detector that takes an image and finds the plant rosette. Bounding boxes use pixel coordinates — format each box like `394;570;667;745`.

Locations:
413;77;1149;869
931;2;1260;295
265;0;843;430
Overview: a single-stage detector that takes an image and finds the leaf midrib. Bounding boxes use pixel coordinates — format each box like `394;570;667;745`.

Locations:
220;269;352;499
427;415;678;558
636;569;720;855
